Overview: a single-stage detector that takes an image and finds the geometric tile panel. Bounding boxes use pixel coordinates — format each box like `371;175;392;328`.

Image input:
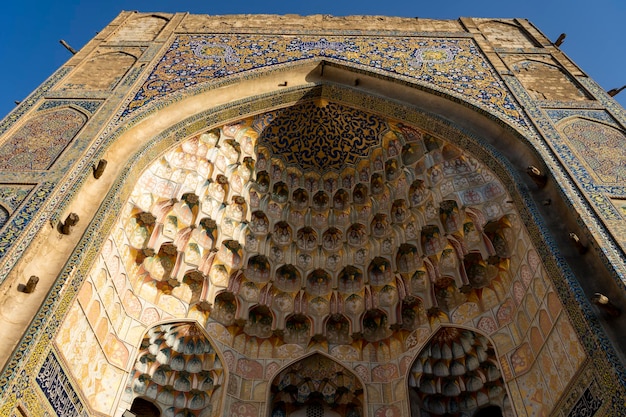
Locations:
0;182;55;267
0;108;86;171
561;118;626;184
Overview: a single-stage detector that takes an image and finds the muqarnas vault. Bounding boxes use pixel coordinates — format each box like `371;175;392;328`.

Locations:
0;12;625;417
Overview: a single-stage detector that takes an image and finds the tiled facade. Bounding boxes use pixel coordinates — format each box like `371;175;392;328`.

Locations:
0;12;625;417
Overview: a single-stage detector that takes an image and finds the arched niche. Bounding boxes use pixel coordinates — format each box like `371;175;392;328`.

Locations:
474;404;504;417
130;397;162;417
476;20;537;49
269;353;364;417
508;59;588;101
125;321;225;417
0;107;87;170
108;14;169;42
558;117;626;184
61;51;137;91
408;327;512;417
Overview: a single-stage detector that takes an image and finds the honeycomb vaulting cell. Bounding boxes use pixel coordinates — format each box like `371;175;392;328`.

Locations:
124;98;518;349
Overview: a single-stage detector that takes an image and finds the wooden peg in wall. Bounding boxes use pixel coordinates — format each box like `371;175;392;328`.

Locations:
554;33;566;47
93;159;107;179
59;39;77;54
60;213;79;235
608;85;626;97
569;232;588;254
592;293;621;317
18;276;39;293
526;166;547;188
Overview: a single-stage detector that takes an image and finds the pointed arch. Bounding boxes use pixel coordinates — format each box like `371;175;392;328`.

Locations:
123;53;531;143
13;43;615;417
408;326;509;417
46;79;596;417
130;397;162;417
124;320;226;417
3;15;626;417
268;352;366;417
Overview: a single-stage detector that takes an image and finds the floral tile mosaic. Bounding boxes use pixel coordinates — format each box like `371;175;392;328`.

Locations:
123;34;530;134
37;99;103;115
545;108;618;125
0;185;32;214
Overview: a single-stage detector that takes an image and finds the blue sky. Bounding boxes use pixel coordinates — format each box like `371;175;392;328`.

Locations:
1;0;624;119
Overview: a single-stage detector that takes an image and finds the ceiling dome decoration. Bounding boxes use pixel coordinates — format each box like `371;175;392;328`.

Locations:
129;323;224;417
124;98;518;350
409;327;507;416
257;100;386;172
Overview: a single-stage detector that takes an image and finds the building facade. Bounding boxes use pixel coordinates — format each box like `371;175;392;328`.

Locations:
0;12;625;417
